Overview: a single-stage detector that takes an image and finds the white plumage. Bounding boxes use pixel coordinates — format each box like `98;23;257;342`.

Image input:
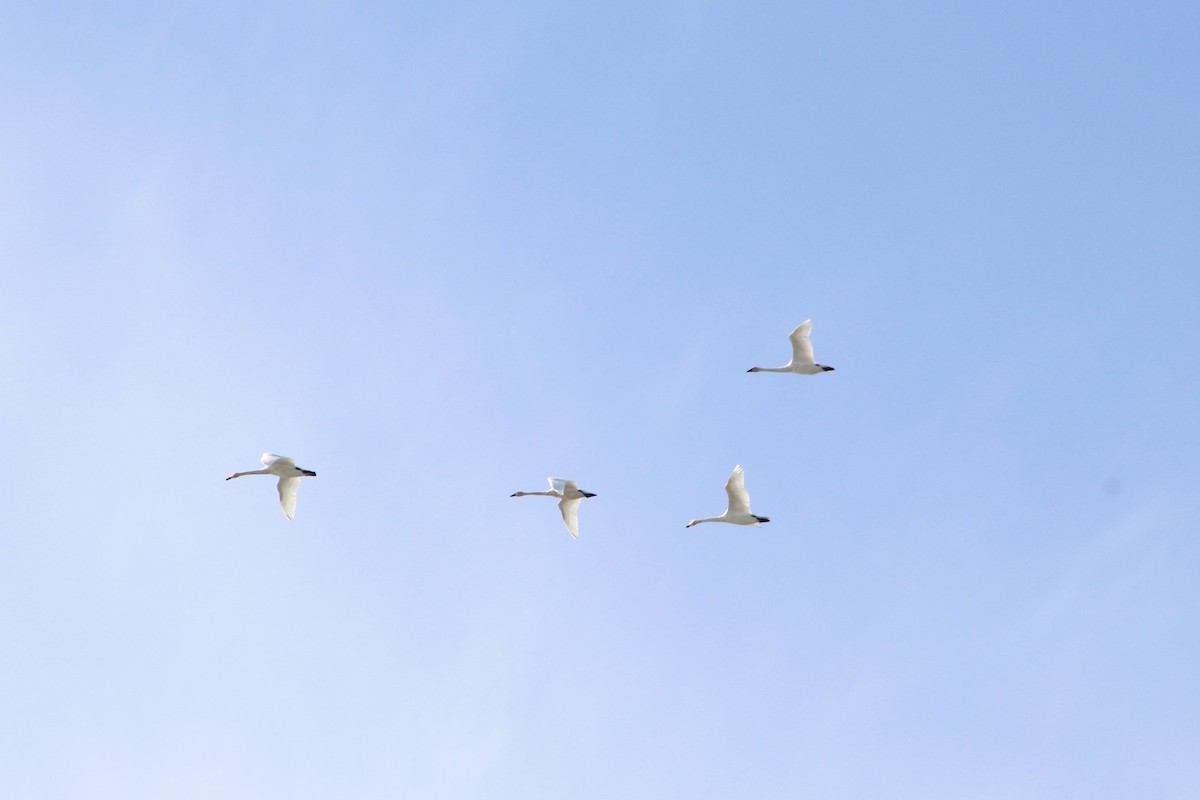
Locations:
747;320;835;375
686;465;770;528
227;453;318;520
511;477;597;538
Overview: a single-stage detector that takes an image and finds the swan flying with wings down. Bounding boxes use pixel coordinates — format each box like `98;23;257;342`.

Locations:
510;477;597;538
227;453;317;520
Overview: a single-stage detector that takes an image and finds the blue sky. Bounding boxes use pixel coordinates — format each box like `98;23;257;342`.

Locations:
2;2;1199;797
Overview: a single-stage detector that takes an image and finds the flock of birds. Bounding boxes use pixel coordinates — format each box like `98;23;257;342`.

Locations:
227;320;836;531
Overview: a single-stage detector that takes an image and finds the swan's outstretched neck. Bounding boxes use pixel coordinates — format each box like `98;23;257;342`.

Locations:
511;490;557;498
686;517;719;527
226;468;270;480
747;366;789;373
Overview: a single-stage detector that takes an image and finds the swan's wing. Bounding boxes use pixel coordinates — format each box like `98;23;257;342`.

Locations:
788;321;816;367
262;453;293;469
277;476;300;520
558;496;582;538
548;478;573;495
724;465;751;514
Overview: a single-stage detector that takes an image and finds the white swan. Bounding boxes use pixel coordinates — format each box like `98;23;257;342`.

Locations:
227;453;317;520
686;465;770;528
747;320;835;374
510;477;596;538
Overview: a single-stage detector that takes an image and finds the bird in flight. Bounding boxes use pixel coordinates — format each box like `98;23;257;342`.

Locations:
227;453;317;520
747;320;835;375
510;477;597;538
686;465;770;528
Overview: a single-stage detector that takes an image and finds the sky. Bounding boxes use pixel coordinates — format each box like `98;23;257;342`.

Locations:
2;1;1199;797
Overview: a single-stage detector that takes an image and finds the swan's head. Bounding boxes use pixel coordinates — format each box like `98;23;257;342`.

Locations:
510;491;523;497
686;520;698;528
747;367;761;373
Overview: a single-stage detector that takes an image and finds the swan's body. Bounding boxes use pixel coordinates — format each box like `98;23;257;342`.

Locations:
686;465;770;528
227;453;317;520
510;477;596;538
747;320;834;374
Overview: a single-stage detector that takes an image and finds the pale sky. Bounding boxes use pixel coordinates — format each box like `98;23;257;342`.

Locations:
2;2;1199;798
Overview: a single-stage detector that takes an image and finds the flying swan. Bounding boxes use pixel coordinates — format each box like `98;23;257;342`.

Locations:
510;478;596;538
686;465;770;528
747;320;835;374
227;453;317;520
